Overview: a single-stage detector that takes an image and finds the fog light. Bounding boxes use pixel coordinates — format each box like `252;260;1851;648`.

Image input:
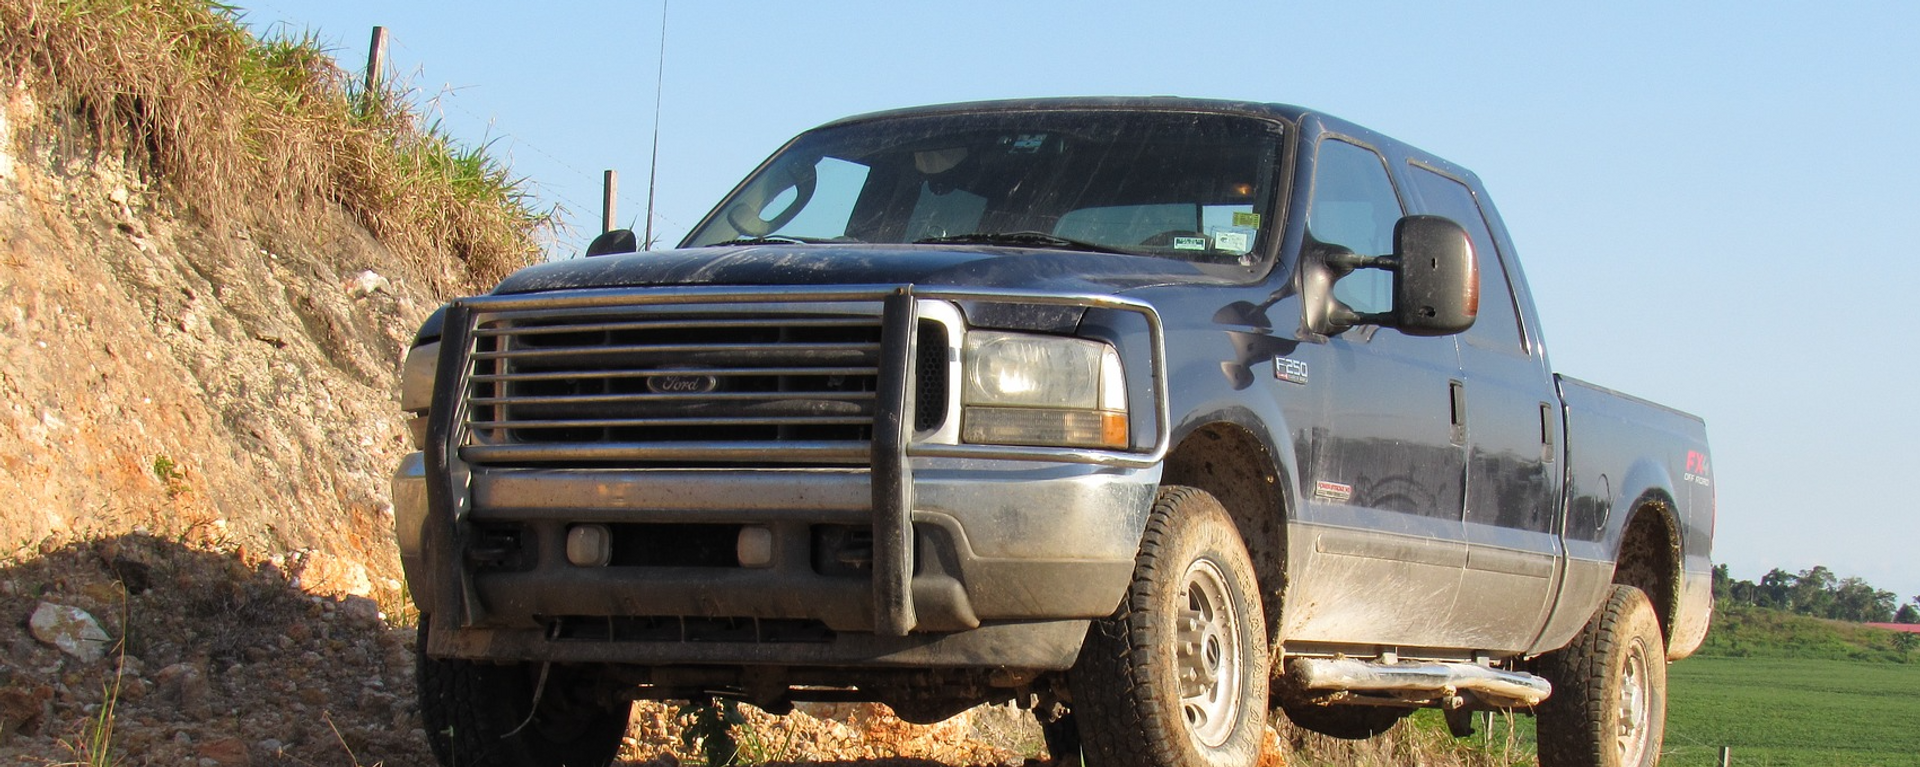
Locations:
566;524;612;567
736;525;774;568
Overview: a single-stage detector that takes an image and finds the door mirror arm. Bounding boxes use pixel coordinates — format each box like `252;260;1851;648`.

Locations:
1302;215;1479;337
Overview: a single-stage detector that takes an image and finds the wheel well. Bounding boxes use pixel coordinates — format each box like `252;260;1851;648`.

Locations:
1612;498;1680;645
1161;424;1287;644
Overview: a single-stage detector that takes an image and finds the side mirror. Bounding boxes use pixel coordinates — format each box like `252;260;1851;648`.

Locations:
1390;215;1478;336
585;228;639;257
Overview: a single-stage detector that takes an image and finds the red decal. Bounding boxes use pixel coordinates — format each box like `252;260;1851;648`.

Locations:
1686;451;1708;475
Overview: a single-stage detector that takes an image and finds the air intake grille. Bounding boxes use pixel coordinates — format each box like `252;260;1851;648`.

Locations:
456;301;948;467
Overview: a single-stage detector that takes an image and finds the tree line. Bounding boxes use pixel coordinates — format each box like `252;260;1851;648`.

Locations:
1714;564;1920;624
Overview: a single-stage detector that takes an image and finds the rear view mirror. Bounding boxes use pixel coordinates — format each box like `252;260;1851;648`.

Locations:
1390;215;1478;336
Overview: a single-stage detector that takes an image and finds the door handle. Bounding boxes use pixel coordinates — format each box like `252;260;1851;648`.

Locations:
1449;380;1466;446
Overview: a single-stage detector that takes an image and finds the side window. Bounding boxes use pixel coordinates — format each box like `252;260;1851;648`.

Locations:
775;157;872;238
1309;141;1402;314
1407;167;1526;354
688;156;871;245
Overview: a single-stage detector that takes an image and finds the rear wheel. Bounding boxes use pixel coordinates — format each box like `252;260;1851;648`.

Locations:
417;618;631;767
1069;486;1268;767
1537;585;1667;767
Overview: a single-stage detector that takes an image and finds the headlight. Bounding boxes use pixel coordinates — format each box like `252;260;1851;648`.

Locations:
399;341;440;448
961;331;1128;449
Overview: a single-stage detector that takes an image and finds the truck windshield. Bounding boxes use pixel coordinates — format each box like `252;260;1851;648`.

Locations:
682;109;1284;265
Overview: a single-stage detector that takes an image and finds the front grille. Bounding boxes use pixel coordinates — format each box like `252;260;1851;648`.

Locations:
456;299;949;467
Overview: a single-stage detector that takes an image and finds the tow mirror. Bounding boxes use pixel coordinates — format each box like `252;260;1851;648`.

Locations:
1390;215;1478;336
585;228;639;257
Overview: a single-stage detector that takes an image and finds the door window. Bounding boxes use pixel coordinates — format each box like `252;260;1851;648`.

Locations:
1408;167;1526;354
1308;141;1402;315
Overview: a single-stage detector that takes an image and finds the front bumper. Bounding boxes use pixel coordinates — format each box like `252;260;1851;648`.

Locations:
394;455;1157;669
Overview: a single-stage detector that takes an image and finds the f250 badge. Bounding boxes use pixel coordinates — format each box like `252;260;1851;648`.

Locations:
1274;357;1309;385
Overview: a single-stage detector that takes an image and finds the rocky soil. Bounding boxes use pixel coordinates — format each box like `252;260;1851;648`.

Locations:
0;533;1054;766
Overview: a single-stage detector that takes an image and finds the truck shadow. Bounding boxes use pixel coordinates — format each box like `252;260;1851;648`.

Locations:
0;532;427;765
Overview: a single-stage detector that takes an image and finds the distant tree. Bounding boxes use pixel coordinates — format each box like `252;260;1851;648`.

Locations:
1758;568;1796;609
1712;565;1909;624
1894;632;1917;660
1791;566;1837;616
1831;577;1897;623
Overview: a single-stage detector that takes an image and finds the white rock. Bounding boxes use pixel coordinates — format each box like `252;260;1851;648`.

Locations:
28;603;112;662
349;270;390;297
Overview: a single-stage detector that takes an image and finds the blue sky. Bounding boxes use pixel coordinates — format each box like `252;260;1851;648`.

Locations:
242;1;1920;603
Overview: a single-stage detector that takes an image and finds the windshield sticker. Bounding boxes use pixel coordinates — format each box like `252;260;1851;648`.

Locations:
1172;236;1208;251
1008;134;1048;153
1212;231;1250;253
1232;211;1262;228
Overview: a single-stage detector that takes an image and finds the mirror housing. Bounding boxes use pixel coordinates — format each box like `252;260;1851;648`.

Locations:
585;228;639;257
1389;215;1478;336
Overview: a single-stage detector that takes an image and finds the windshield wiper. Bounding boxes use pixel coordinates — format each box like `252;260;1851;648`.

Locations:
710;235;836;246
914;231;1130;254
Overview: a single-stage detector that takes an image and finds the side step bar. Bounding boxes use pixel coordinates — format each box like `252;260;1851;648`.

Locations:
1287;657;1552;709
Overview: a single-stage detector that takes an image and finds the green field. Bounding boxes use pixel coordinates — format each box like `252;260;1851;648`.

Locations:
1662;656;1920;766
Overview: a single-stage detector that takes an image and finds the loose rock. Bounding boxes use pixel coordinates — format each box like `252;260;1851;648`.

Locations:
27;602;112;662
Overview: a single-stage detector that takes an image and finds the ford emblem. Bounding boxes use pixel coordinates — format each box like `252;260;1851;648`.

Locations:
646;374;720;394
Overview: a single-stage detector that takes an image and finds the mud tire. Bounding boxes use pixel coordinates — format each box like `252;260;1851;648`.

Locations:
417;618;630;767
1069;486;1268;767
1537;585;1667;767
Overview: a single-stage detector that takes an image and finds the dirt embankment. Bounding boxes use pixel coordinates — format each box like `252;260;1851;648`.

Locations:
0;83;431;592
0;73;431;762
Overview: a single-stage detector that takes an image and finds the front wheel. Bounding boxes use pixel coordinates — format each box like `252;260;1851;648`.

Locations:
1069;486;1268;767
417;618;632;767
1537;584;1668;767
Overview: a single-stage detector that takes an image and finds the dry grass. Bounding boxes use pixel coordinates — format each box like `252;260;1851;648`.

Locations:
0;0;546;292
1274;709;1536;767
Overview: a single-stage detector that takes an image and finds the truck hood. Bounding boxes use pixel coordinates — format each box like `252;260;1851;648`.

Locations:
489;244;1242;296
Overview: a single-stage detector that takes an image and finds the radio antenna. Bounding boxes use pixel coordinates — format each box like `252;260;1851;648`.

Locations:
643;1;668;249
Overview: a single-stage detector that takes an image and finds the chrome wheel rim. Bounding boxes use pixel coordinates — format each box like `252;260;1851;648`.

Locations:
1175;558;1241;747
1616;638;1653;765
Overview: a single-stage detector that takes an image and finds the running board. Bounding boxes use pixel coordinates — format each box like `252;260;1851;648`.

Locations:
1287;657;1552;709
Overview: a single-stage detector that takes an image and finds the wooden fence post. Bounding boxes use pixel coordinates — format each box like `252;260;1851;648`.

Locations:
365;27;387;92
602;170;618;234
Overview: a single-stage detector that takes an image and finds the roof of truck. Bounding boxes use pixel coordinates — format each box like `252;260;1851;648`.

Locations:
820;96;1316;129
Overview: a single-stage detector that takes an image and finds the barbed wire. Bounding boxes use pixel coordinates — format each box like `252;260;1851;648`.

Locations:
380;28;688;252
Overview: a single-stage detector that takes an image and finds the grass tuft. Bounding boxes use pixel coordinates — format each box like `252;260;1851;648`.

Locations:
0;0;548;292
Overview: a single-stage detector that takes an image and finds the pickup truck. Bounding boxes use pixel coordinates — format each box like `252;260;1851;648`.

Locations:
392;97;1714;767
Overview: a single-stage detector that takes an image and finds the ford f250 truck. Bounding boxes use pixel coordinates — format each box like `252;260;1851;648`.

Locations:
393;98;1713;767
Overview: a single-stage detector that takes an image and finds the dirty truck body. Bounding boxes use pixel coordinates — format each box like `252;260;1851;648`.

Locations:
395;98;1712;767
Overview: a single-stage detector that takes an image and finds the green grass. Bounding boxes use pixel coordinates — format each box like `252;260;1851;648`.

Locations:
1701;604;1917;663
1662;656;1920;766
